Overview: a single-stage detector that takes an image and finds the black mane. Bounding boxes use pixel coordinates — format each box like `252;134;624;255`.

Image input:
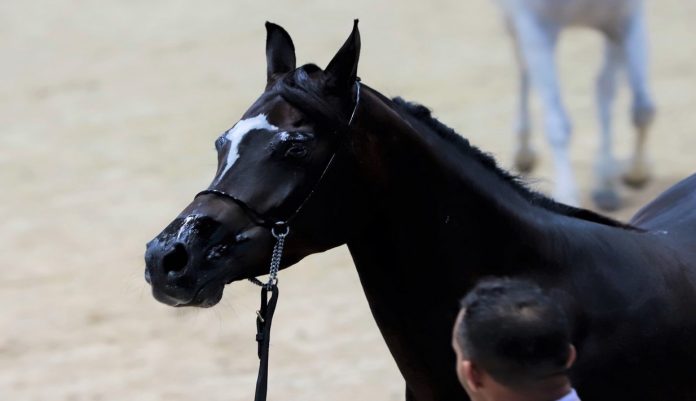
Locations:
390;97;632;229
274;68;628;228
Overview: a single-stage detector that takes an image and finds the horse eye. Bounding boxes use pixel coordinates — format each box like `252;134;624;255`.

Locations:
285;144;308;159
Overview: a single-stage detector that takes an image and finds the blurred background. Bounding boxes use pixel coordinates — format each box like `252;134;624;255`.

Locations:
1;0;695;400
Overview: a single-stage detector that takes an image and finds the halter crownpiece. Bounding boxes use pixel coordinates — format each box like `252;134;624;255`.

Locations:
348;77;361;125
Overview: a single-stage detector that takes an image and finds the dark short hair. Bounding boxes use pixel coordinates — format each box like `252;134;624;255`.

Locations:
455;278;572;387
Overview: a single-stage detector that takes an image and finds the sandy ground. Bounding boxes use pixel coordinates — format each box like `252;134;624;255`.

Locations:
1;0;696;400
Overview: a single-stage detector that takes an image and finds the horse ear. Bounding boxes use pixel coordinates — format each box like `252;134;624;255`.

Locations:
325;19;361;91
265;22;296;82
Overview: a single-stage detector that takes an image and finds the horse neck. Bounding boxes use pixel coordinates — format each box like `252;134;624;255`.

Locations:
338;89;590;398
345;88;567;294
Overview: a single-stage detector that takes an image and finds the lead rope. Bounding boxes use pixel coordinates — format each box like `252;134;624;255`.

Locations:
249;224;288;401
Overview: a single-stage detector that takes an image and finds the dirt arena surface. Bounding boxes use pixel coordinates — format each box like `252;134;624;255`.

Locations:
2;1;695;400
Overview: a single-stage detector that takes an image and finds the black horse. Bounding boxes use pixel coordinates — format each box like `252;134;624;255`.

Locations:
145;21;696;401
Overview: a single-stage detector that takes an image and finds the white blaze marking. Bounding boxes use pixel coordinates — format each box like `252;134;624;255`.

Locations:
216;114;278;184
177;215;197;240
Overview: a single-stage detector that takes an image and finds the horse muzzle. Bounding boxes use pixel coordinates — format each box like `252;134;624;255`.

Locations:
144;214;270;307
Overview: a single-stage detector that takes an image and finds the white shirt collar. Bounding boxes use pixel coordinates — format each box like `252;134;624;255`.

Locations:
556;388;581;401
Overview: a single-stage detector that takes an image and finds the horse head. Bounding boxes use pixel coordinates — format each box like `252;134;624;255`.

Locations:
145;21;366;307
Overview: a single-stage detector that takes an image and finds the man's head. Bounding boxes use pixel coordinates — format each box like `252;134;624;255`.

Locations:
452;278;576;400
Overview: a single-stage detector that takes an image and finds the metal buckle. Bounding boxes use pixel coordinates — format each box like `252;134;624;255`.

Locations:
271;222;290;239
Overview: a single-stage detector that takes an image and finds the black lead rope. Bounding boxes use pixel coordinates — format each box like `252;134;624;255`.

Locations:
254;284;278;401
249;224;287;401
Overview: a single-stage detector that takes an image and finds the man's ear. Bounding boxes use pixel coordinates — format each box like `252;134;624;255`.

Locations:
463;360;484;392
265;22;296;83
566;345;577;369
325;19;360;91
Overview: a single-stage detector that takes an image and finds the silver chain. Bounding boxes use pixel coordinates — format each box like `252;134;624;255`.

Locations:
248;224;289;289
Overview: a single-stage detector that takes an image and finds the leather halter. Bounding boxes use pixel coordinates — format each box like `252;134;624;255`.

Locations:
194;79;361;234
194;79;361;401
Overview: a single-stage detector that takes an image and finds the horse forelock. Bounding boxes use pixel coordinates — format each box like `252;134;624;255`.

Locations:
269;64;351;133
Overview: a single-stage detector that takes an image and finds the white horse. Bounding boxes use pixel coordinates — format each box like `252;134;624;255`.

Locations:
496;0;656;209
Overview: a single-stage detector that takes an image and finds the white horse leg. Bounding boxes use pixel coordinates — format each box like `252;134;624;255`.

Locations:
514;17;578;206
592;38;623;210
510;27;536;173
622;10;656;188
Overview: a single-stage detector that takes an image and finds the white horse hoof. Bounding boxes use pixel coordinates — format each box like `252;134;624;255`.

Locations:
622;159;652;189
592;188;621;211
514;147;538;174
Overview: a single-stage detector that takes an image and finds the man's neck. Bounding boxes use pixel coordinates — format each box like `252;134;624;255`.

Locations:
486;377;574;401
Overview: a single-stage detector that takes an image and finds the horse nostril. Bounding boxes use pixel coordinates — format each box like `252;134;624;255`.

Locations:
162;243;189;275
